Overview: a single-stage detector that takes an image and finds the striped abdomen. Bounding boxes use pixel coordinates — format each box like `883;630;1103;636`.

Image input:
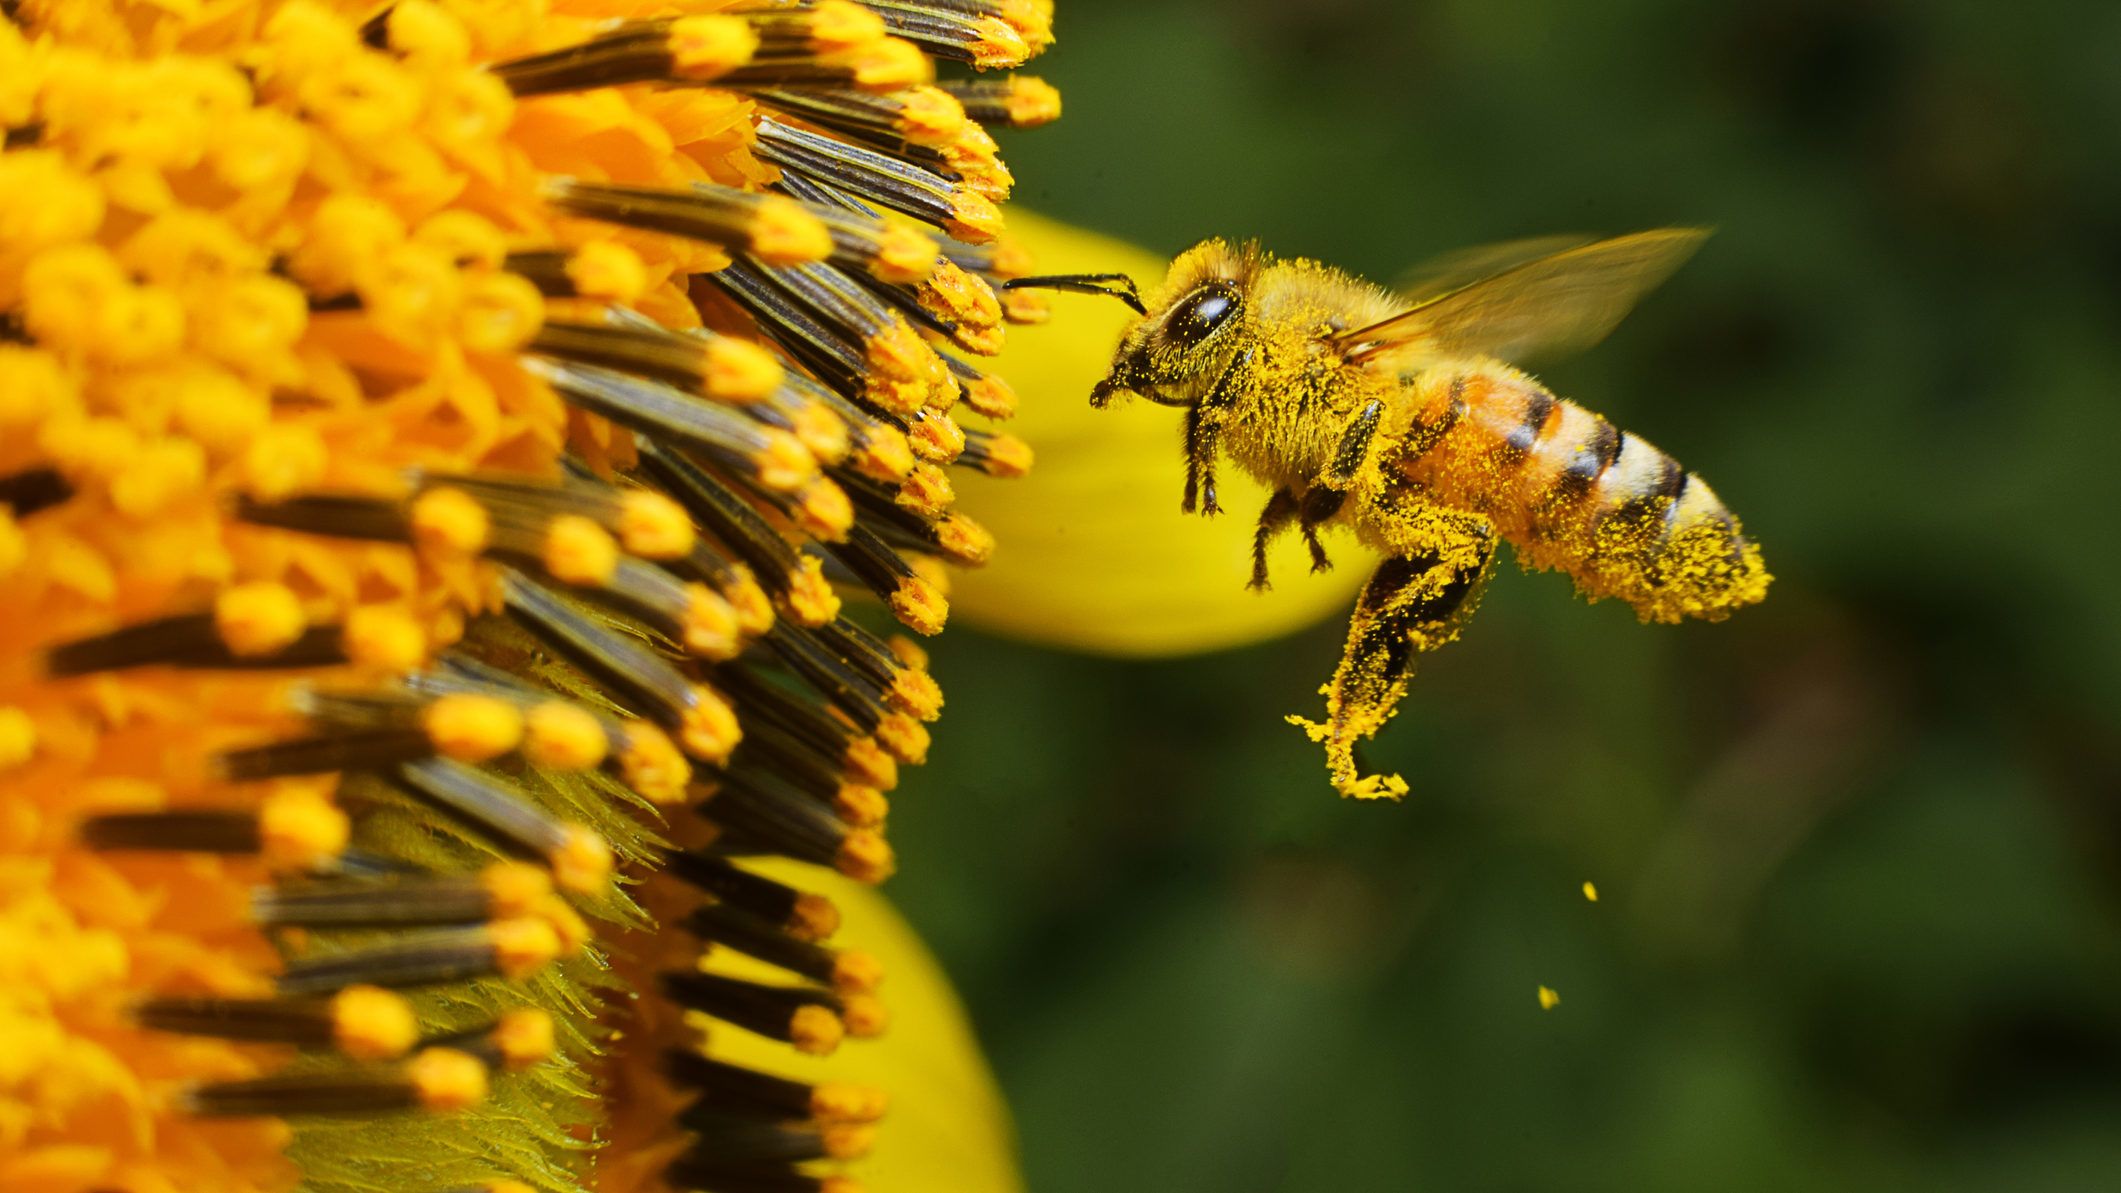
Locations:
1392;364;1769;623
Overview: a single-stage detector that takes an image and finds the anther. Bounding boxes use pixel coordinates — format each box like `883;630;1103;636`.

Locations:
80;787;348;870
659;970;848;1055
499;568;746;763
755;117;998;244
664;850;841;941
543;180;832;268
663;1159;867;1193
941;75;1062;127
394;757;614;893
861;2;1032;69
275;919;562;995
959;428;1033;477
530;317;784;403
489;17;759;96
181;1046;490;1117
682;902;879;992
425;1009;557;1071
674;1117;876;1167
662;1050;885;1123
133;986;418;1060
530;361;814;493
250;863;553;928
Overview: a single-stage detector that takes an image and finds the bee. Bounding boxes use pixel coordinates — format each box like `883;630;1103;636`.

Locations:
1005;230;1771;799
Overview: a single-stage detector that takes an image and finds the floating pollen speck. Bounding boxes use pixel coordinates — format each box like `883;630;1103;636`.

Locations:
1538;986;1562;1011
0;1;1057;1191
1583;881;1599;902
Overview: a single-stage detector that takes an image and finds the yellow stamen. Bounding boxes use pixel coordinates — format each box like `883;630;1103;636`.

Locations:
331;985;419;1061
408;1047;489;1112
750;196;836;266
214;582;306;657
424;693;526;763
543;514;621;586
259;785;349;870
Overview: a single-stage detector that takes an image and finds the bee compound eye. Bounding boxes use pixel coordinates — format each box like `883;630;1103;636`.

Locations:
1169;286;1237;346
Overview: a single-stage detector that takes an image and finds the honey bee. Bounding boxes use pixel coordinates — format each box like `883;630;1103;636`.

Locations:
1006;230;1771;799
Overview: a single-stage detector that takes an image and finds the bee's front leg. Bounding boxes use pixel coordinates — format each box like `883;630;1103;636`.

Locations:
1182;402;1222;517
1288;519;1494;799
1181;348;1255;516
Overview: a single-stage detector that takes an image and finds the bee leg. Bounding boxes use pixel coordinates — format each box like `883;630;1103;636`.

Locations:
1182;402;1223;517
1289;399;1384;574
1297;487;1344;573
1182;348;1254;517
1249;487;1302;590
1287;526;1494;799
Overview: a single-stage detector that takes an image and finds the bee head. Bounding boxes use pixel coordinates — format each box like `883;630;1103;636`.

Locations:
1000;240;1262;409
1090;239;1261;409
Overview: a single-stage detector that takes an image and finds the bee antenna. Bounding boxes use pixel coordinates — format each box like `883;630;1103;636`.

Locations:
1000;273;1148;316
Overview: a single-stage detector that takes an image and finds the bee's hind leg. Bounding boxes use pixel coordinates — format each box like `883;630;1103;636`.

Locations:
1288;522;1494;799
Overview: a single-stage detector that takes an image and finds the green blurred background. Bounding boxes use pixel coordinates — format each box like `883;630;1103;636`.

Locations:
895;2;2121;1190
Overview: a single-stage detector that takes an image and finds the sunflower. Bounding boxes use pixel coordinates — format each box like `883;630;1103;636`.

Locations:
0;1;1062;1190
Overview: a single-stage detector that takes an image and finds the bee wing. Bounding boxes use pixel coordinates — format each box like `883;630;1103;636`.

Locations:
1338;228;1710;366
1389;233;1598;303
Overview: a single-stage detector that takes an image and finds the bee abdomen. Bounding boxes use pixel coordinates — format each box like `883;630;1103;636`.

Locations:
1396;367;1770;622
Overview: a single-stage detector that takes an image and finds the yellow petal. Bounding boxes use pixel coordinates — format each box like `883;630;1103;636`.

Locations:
702;860;1022;1193
951;210;1368;657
